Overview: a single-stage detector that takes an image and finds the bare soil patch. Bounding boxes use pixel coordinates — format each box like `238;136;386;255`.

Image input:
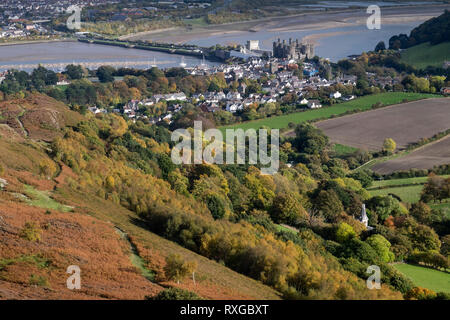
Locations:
372;135;450;174
316;98;450;151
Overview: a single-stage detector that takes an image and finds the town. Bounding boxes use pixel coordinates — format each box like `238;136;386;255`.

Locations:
85;39;406;125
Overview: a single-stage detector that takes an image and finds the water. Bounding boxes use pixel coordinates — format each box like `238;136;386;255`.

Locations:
0;17;433;70
0;41;219;72
299;1;442;9
187;21;424;62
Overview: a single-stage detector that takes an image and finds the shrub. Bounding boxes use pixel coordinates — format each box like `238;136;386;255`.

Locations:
29;274;49;287
405;287;437;300
19;222;42;242
147;288;202;300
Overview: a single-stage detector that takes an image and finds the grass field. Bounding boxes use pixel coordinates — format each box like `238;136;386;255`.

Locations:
369;185;424;203
393;264;450;293
333;143;358;156
220;92;439;132
369;175;450;189
368;175;450;206
401;42;450;69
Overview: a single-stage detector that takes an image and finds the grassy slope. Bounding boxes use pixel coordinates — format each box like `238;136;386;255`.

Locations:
368;175;450;204
369;175;450;188
393;264;450;293
369;185;423;203
401;42;450;69
220;92;438;131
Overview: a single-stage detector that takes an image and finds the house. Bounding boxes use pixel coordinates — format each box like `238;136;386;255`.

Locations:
330;91;342;99
226;91;241;100
226;101;244;113
300;98;309;105
307;100;322;109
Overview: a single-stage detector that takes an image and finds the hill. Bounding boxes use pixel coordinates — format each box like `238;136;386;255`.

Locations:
0;95;282;300
400;42;450;69
0;93;407;300
389;10;450;50
393;264;450;293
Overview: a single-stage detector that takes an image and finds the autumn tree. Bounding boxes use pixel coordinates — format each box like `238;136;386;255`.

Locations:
270;192;307;225
383;138;396;154
39;159;58;179
164;254;198;284
421;174;448;203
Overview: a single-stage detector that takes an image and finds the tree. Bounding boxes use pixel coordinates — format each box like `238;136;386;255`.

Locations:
421;174;446;203
270;193;307;225
97;66;115;83
336;222;356;243
206;194;226;220
349;170;373;188
374;41;386;52
409;224;441;252
294;123;329;155
39;159;57;179
313;189;344;222
65;64;84;80
383;138;396;154
366;234;395;263
410;202;431;223
164;254;198;284
367;195;402;222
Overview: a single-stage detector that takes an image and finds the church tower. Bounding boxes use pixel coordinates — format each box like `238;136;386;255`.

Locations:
360;203;369;228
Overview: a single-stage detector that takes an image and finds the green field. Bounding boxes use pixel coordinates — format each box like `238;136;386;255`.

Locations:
220;92;439;132
393;264;450;293
333;143;358;156
369;185;423;203
368;175;450;204
401;42;450;69
369;175;450;189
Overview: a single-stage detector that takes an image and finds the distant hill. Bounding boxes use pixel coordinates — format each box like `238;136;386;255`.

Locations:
389;10;450;50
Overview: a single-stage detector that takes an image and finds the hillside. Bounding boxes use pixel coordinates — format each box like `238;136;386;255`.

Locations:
400;42;450;69
0;94;281;300
0;94;409;301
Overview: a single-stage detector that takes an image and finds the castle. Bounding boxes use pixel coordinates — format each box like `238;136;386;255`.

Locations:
273;38;314;60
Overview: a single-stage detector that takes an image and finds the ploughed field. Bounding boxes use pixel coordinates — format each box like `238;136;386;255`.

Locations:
315;98;450;151
371;135;450;174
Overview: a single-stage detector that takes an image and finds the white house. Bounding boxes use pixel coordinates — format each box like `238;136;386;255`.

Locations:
226;101;244;113
307;100;322;109
330;91;342;99
300;98;309;105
